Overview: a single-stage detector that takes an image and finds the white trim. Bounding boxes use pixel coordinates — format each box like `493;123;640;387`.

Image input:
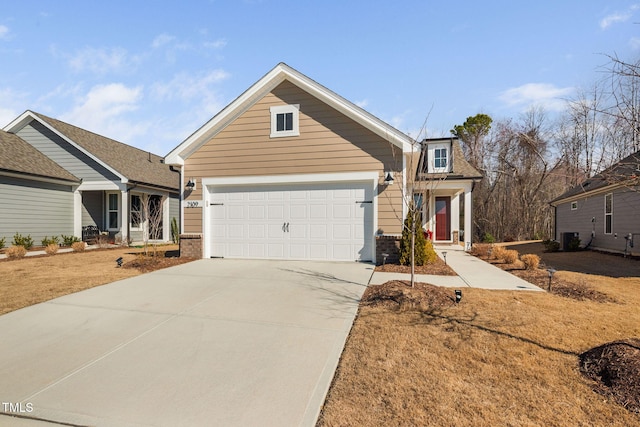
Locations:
202;172;378;260
164;63;414;165
0;170;79;187
4;111;128;183
73;189;82;238
202;171;378;187
402;153;407;221
270;104;300;138
106;192;120;232
78;181;125;191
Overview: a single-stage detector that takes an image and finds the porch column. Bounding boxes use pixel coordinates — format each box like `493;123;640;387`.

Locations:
120;190;129;243
465;187;473;250
73;188;82;238
162;194;170;242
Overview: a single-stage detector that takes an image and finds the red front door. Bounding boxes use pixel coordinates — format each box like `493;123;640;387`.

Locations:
435;197;450;241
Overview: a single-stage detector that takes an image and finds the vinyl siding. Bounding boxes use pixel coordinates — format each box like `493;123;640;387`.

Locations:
82;191;104;228
16;120;120;182
183;80;402;234
555;186;640;254
0;176;74;243
169;194;180;234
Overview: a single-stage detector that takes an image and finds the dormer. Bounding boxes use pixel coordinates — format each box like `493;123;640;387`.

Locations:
422;137;453;174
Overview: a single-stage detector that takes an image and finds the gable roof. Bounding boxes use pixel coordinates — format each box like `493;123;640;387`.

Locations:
416;137;483;180
165;62;414;165
551;150;640;205
0;129;79;183
4;111;179;191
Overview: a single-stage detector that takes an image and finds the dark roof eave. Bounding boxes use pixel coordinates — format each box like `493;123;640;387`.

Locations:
0;168;81;185
127;180;179;193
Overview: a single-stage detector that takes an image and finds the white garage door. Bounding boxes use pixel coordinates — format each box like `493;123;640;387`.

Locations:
207;182;373;261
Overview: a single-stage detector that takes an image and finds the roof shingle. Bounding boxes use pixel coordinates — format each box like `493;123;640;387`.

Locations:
33;112;179;191
0;130;79;183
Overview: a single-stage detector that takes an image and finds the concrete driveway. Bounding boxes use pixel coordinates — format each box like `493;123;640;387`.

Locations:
0;259;373;427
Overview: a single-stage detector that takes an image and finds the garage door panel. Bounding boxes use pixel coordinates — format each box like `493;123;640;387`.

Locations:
208;182;372;261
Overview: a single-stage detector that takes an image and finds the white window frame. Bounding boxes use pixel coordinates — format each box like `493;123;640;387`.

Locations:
571;201;578;210
604;193;613;235
106;192;119;231
270;104;300;138
428;143;449;173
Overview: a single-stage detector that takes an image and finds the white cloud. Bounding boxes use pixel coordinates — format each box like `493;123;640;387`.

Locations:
152;33;176;49
67;47;139;74
151;69;229;102
499;83;574;112
60;83;148;144
600;5;639;29
0;25;9;39
0;88;28;126
355;99;368;108
204;38;227;49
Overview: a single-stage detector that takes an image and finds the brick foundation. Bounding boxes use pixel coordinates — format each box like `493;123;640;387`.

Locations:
180;234;203;258
375;235;401;265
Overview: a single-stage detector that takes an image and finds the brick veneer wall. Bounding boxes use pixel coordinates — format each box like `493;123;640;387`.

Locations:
375;235;401;265
180;234;203;258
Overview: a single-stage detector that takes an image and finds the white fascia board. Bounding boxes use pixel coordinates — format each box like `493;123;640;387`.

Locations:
0;170;80;187
164;63;414;163
202;171;379;187
4;111;128;183
77;181;122;191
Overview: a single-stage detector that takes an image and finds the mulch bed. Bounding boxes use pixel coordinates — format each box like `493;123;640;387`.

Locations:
362;280;457;311
580;339;640;413
124;255;195;273
471;250;614;303
375;257;457;276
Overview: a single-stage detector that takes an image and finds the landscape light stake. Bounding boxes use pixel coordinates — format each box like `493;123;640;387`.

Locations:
382;253;389;267
547;268;556;291
455;289;462;304
116;257;123;268
442;251;448;265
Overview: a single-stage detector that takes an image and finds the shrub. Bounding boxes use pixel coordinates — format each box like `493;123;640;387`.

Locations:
424;238;438;264
71;241;86;252
0;236;5;250
41;236;60;246
470;243;492;258
521;253;540;270
542;239;560;252
61;235;81;246
502;249;519;264
45;243;59;255
6;245;27;259
567;236;581;251
492;246;507;260
482;232;496;244
399;213;427;266
12;233;34;250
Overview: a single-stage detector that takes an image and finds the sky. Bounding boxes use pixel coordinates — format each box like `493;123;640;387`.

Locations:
1;1;639;156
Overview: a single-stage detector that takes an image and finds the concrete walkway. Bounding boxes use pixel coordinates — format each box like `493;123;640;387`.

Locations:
370;245;543;291
0;259;372;427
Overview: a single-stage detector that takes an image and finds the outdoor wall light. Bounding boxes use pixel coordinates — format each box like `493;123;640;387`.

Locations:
455;289;462;304
186;178;196;190
116;257;123;267
383;172;394;186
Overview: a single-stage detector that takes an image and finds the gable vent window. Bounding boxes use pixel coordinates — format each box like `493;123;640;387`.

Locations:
270;104;300;138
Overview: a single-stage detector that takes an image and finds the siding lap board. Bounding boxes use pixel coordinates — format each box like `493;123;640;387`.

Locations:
184;81;402;235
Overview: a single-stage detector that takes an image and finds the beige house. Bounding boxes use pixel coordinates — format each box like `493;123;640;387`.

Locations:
165;63;478;262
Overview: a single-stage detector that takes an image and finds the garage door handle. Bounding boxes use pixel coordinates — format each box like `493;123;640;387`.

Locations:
282;222;290;232
286;222;290;232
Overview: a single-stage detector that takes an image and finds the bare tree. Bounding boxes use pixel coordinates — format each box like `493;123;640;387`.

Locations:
138;194;166;256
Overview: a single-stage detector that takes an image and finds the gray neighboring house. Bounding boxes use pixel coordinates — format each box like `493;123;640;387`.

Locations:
0;129;80;244
550;150;640;255
2;111;180;245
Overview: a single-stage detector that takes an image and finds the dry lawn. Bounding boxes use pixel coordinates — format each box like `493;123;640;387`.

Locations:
319;268;640;426
0;246;193;315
